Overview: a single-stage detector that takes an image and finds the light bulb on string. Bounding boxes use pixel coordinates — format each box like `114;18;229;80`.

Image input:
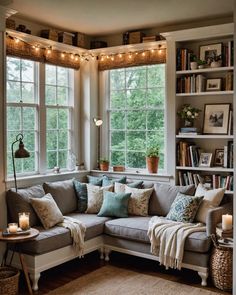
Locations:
75;55;79;61
118;53;122;58
142;52;146;57
14;38;20;44
128;53;132;59
47;47;52;55
61;52;65;58
70;53;74;60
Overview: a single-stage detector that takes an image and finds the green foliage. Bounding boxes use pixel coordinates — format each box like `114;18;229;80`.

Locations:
99;158;109;164
177;104;201;120
146;146;159;158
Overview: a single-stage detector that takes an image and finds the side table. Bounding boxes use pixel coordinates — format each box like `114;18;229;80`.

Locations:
0;228;39;295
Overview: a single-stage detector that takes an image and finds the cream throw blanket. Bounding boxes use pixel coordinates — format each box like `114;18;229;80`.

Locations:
148;216;206;270
58;216;86;257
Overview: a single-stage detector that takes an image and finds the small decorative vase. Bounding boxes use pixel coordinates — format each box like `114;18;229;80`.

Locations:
198;65;204;69
211;60;222;68
184;119;194;127
190;62;198;70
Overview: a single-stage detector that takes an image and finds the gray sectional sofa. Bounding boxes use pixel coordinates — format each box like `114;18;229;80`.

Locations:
6;177;232;291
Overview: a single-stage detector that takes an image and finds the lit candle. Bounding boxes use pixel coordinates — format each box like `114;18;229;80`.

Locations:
8;223;18;234
19;212;30;230
222;214;233;231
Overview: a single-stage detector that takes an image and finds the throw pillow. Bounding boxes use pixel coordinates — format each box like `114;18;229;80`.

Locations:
166;192;203;223
98;191;131;218
102;175;127;186
87;175;103;186
73;180;88;213
125;186;153;216
194;184;225;223
114;181;144;193
30;193;64;229
86;184;113;214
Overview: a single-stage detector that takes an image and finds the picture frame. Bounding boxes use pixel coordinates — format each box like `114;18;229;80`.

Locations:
199;43;222;65
206;78;222;91
202;103;231;135
199;153;212;167
214;149;224;167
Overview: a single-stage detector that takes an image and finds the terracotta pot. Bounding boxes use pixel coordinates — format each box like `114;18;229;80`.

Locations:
146;157;159;173
100;162;109;171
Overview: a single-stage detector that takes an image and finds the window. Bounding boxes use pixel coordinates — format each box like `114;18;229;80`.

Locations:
109;64;166;170
6;57;75;177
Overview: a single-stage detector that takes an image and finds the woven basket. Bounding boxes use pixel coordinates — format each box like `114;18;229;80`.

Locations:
0;266;20;295
210;235;232;291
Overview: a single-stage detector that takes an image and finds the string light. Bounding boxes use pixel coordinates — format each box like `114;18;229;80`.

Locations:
119;53;122;58
70;53;74;60
75;55;79;61
46;47;52;55
14;38;19;44
111;56;114;61
142;52;146;56
101;56;104;61
61;52;65;58
128;53;132;59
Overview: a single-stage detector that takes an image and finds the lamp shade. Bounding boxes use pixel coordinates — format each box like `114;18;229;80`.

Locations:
14;139;30;158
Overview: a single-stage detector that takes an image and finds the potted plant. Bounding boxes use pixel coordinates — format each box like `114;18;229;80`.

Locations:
197;59;206;69
146;147;159;173
177;104;201;127
190;55;198;70
99;158;109;171
210;53;222;68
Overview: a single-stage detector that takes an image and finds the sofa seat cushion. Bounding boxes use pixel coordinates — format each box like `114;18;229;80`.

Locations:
104;217;211;253
15;214;111;255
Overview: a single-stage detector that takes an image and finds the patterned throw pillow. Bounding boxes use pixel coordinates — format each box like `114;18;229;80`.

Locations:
98;191;131;218
87;175;103;186
102;175;127;186
73;180;88;213
86;184;113;214
166;192;203;223
124;186;153;216
114;181;144;193
30;193;64;229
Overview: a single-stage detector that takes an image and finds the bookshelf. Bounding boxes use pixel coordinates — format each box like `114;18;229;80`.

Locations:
164;24;234;194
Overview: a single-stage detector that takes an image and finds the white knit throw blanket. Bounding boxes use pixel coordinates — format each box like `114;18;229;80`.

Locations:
58;216;86;258
148;216;206;270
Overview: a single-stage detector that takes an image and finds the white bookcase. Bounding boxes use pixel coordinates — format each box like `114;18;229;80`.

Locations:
163;23;234;194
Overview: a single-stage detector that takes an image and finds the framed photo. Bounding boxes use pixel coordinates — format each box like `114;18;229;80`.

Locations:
199;43;222;65
202;103;231;135
214;149;224;167
206;78;222;91
199;153;212;167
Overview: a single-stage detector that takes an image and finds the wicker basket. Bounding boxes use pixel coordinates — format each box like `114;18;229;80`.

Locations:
0;266;20;295
210;235;232;291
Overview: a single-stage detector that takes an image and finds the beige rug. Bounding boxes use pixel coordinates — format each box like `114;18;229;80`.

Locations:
47;265;223;295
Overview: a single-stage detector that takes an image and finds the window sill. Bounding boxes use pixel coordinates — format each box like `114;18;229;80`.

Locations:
90;169;173;182
5;170;90;190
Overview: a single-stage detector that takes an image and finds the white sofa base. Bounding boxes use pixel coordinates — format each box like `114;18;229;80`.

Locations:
8;235;209;290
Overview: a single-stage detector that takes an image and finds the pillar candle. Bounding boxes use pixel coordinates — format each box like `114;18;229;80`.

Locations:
8;223;18;233
19;212;30;230
222;214;233;231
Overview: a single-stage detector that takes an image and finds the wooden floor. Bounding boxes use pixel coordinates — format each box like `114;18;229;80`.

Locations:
19;251;230;294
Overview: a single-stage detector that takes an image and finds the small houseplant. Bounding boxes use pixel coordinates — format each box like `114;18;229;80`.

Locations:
99;158;109;171
177;104;201;127
146;147;159;173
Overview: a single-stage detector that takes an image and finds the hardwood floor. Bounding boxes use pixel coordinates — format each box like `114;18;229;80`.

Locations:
19;251;230;294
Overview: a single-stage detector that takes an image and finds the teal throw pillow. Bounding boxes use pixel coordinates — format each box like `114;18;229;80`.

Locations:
166;192;203;223
102;175;127;186
87;175;103;186
73;180;88;213
98;191;131;218
128;181;143;188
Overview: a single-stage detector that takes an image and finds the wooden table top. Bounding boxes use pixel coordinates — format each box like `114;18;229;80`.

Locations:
0;228;39;243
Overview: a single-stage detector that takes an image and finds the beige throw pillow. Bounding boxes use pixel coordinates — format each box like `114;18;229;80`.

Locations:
195;184;225;223
86;184;113;214
125;186;153;216
114;182;126;193
30;193;64;229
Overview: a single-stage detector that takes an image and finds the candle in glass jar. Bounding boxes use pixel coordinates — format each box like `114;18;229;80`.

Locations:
19;212;30;230
8;223;18;233
222;214;233;231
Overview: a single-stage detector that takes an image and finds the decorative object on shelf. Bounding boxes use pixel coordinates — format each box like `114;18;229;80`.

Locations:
8;223;18;234
177;104;201;127
197;59;207;69
206;78;222;91
90;40;107;49
99;158;109;171
113;165;125;172
40;29;58;41
190;61;198;70
67;152;77;171
146;146;159;173
11;133;30;192
53;166;60;173
222;214;233;231
199;153;212;167
129;31;145;44
76;162;85;171
18;212;30;231
216;223;233;239
202;103;231;135
93;117;103;169
200;43;222;66
225;71;233;91
214;149;224;167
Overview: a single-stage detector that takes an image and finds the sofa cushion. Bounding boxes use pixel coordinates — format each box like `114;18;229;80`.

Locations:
87;175;103;186
30;193;64;229
98;191;131;218
6;185;45;226
73;180;88;213
104;217;211;253
43;179;77;214
149;183;195;216
16;214;111;255
102;175;127;186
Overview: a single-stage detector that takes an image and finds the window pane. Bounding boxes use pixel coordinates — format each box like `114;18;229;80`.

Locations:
110;112;125;130
58;109;68;129
47;108;58;129
23;107;36;130
110;131;125;150
110;90;126;109
147;110;164;130
127;111;146;130
127;131;146;151
59;151;67;168
23;153;35;172
23;132;35;151
7;107;21;131
126;68;146;89
147;88;165;107
127;151;146;168
147;64;165;87
45;65;56;85
7;57;20;81
22;83;34;103
57;87;68;105
127;89;146;108
21;60;34;82
110;69;125;90
47;151;57;169
47;131;58;150
57;67;68;86
46;85;56;105
111;151;125;166
7;81;21;102
58;131;68;149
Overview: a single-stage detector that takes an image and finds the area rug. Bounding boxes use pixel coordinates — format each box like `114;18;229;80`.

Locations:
47;265;222;295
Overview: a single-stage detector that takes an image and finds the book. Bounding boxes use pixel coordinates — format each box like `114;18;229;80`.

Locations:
180;127;198;133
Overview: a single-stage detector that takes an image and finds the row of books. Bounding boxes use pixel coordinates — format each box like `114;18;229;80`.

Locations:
176;41;234;71
176;74;205;93
178;171;233;191
225;141;234;168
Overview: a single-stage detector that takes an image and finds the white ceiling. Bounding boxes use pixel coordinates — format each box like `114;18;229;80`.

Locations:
2;0;234;36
